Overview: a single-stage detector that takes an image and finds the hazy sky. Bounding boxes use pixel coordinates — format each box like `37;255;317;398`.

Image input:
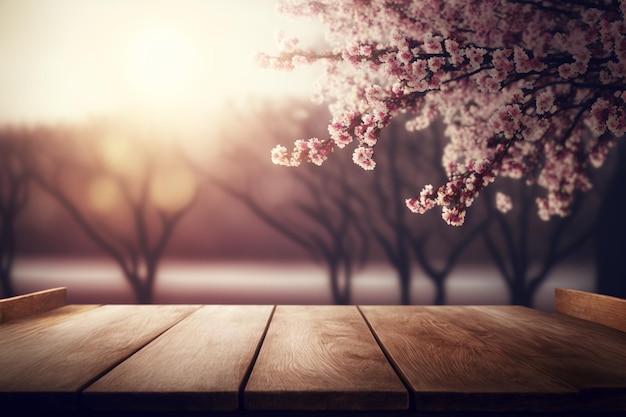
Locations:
0;0;324;128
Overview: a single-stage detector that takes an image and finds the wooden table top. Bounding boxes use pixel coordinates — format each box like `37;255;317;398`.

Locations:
0;288;624;416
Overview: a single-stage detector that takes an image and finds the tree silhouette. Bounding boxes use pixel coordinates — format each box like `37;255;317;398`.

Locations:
352;118;488;304
211;99;490;305
0;128;31;297
210;165;365;305
25;120;198;303
481;175;602;306
195;100;367;304
595;140;626;299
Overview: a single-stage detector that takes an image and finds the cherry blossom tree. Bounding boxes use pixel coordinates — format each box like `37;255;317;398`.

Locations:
261;0;626;226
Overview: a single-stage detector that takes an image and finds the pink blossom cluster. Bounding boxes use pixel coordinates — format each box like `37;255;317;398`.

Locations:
265;0;626;225
271;137;333;167
496;192;513;214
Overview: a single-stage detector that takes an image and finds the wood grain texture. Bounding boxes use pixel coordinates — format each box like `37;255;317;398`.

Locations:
83;305;274;412
359;306;578;412
0;287;66;323
0;304;198;410
462;306;626;411
555;287;626;332
243;305;408;411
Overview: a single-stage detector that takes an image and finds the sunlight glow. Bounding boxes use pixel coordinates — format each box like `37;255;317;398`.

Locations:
98;135;141;177
150;167;196;212
0;0;325;137
88;176;122;212
126;27;196;101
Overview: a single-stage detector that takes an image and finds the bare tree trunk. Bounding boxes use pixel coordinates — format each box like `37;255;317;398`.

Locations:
341;260;352;305
0;213;16;298
327;257;352;305
391;248;412;305
596;141;626;299
136;282;153;305
433;277;446;305
328;260;343;305
509;277;533;306
126;272;154;304
0;268;14;298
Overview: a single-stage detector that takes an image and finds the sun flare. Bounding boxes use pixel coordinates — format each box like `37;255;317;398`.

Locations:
126;27;196;101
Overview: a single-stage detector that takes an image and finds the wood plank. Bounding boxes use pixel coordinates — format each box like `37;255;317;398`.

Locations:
243;305;408;411
555;287;626;332
83;305;274;412
359;306;578;412
461;306;626;411
0;287;66;322
0;304;99;330
0;304;199;411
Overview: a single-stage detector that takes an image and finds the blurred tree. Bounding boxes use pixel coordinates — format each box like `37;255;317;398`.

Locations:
482;178;601;306
354;118;488;304
209;99;488;305
196;100;367;304
595;140;626;299
263;0;625;229
210;165;365;305
25;120;198;303
0;128;31;297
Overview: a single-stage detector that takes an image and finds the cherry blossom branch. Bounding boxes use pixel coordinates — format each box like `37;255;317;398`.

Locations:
265;0;626;225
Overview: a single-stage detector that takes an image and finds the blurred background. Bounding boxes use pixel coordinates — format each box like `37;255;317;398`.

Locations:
1;0;623;311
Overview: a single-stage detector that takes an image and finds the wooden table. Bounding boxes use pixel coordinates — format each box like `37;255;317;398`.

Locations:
0;287;624;416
